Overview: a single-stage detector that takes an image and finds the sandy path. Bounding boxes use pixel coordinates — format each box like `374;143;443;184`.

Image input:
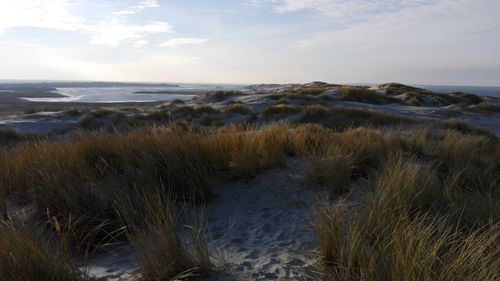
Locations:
205;158;319;280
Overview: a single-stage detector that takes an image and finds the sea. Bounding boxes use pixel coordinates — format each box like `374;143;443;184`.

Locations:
0;82;248;103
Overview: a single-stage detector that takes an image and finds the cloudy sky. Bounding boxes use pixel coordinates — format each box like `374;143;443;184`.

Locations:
0;0;499;85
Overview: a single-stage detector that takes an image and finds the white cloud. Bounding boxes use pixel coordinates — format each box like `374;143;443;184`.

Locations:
133;39;149;48
0;0;171;47
0;0;84;33
160;37;208;48
112;0;159;15
87;20;172;47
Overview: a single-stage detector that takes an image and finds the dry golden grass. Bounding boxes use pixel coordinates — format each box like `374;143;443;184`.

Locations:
262;104;300;116
442;118;492;136
205;124;291;178
292;124;331;157
1;121;498;280
314;154;499;281
116;192;211;281
326;127;398;173
2;124;296;236
0;222;89;281
306;156;351;194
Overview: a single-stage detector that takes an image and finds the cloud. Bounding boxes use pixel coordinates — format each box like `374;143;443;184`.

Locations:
112;0;159;15
295;0;500;49
0;0;84;33
87;20;172;47
133;39;149;48
249;0;436;18
0;0;171;47
160;37;208;48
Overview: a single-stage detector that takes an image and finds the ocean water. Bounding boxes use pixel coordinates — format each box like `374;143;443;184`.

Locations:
21;84;247;103
417;85;500;98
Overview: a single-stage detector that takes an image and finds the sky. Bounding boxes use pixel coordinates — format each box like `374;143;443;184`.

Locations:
0;0;499;86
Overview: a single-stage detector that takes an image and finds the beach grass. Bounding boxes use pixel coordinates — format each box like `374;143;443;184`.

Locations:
0;222;90;281
1;118;498;280
116;191;211;281
312;128;499;280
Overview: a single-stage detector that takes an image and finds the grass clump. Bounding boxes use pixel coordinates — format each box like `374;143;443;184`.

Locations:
5;128;217;237
292;124;331;156
338;86;402;105
76;113;102;130
2;124;296;238
442;118;492;136
314;142;499;281
306;156;351;194
213;90;241;101
298;105;411;129
331;107;411;127
0;128;30;147
145;110;172;123
262;104;300;117
62;109;83;119
327;127;397;173
173;105;221;119
213;124;291;178
316;203;499;281
0;222;89;281
225;104;253;115
199;114;223;127
116;192;211;281
301;104;330;123
471;102;500;114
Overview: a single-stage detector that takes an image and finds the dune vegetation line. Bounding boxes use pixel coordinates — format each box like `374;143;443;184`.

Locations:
0;120;498;280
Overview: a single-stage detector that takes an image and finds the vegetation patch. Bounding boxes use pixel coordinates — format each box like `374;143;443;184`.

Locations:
225;104;253;115
470;102;500;114
338;86;403;105
298;105;412;129
116;192;211;281
442;118;493;137
213;90;242;101
262;104;301;116
0;222;89;281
